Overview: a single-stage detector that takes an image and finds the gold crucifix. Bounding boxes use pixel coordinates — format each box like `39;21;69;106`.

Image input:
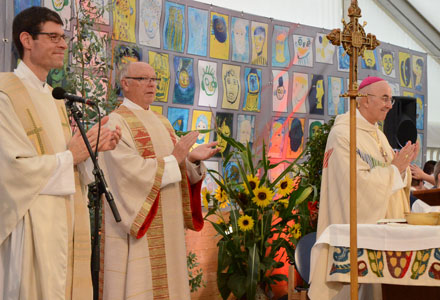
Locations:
25;109;46;155
326;1;380;299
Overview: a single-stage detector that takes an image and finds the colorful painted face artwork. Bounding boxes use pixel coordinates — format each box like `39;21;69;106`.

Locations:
221;64;241;110
251;21;268;66
285;117;304;159
269;117;286;158
167;107;189;132
399;52;413;88
327;76;345;116
149;105;163;115
214;112;233;157
210;12;229;60
187;7;208;56
163;1;185;53
412;55;424;91
112;0;136;43
315;33;335;64
272;25;290;67
389;82;400;97
237;114;255;147
149;51;170;103
44;0;71;29
272;70;289;113
202;160;219;196
14;0;41;16
114;45;141;96
198;60;218;108
293;35;313;67
380;49;395;78
308;119;323;140
224;161;240;183
243;68;262;112
361;49;379;70
173;56;195;105
139;0;161;47
308;74;325;115
76;0;110;25
415;94;424;130
231;17;250;63
338;45;349;72
291;73;308;113
191;110;212;145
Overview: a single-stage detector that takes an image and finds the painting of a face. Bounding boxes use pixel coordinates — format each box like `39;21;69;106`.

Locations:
316;79;324;106
364;50;376;68
201;65;217;96
275;33;286;63
224;70;240;104
253;27;266;55
179;69;190;88
238;119;252;144
248;72;259;93
218;120;231;153
331;77;342;103
233;22;246;54
382;53;393;75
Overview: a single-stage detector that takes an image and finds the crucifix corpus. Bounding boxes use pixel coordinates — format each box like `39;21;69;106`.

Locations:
326;0;380;298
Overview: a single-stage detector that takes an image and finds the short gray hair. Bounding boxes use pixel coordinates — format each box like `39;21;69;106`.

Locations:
118;63;132;84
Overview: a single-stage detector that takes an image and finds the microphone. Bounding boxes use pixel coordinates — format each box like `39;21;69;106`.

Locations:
52;87;95;105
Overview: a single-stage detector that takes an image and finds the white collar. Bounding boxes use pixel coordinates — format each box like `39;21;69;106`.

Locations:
14;61;49;92
121;97;149;111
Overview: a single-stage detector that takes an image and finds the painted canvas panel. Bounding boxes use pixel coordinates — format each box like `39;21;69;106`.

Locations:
188;7;208;56
315;33;335;64
412;55;424;91
380;49;396;78
221;64;241;110
293;35;313;67
14;0;41;16
399;52;413;88
76;0;110;25
415;94;424;130
308;74;325;115
198;60;218;108
251;21;268;66
269;162;288;182
167;107;189;132
149;105;163;115
214;112;233;157
173;56;195;105
285;117;304;159
149;51;170;103
361;49;379;70
139;0;162;47
338;45;349;72
272;70;289;112
243;67;262;112
114;45;142;96
269;117;286;158
231;17;250;63
163;1;185;53
389;82;400;97
44;0;71;29
327;76;345;116
272;25;290;67
112;0;136;43
223;161;240;183
202;160;219;196
291;72;308;114
191;110;212;145
237;114;255;147
308;119;324;140
210;12;229;60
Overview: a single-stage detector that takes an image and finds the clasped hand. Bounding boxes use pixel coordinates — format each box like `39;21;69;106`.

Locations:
391;140;419;173
171;131;220;165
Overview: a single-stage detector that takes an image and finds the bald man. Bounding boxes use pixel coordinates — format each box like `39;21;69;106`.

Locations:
99;62;219;300
309;77;418;300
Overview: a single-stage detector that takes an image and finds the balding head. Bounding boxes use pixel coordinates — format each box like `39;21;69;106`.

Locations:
357;80;393;124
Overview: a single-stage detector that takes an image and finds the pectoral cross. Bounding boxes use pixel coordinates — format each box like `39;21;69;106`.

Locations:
26;109;46;154
326;1;380;298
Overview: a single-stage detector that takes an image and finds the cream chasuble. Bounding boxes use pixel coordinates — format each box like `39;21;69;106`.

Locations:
309;111;411;300
100;105;204;300
0;67;92;300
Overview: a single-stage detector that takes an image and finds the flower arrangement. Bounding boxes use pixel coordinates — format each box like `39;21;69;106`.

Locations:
203;133;314;300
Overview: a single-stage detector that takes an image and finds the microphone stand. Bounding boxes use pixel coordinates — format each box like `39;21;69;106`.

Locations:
64;100;121;300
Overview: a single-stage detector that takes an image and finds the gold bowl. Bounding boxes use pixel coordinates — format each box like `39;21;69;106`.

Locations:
405;212;440;225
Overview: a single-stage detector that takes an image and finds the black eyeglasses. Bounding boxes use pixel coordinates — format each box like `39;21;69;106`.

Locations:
367;94;395;105
34;32;68;43
124;77;161;84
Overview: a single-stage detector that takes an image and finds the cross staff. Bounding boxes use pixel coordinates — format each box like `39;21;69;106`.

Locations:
326;0;379;298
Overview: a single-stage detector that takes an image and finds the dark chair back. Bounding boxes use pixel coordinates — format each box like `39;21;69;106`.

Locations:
294;231;317;283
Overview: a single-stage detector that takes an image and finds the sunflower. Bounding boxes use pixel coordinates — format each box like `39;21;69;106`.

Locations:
276;176;295;197
251;185;274;208
214;185;228;203
291;223;302;239
243;174;260;194
201;187;210;209
219;198;230;208
238;215;254;231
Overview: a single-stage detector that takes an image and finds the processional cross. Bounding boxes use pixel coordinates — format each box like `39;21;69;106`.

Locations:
326;1;379;298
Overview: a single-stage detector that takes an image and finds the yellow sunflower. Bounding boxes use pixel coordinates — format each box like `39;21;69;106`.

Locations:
276;176;295;197
243;174;260;194
251;185;274;208
291;223;302;239
238;215;254;231
215;185;228;203
219;198;230;208
201;187;210;209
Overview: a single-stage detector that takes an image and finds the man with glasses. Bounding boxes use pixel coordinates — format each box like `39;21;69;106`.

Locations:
99;61;219;300
0;6;121;300
310;76;418;300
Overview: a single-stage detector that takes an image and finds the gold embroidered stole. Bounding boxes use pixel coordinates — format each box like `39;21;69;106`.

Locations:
0;73;92;300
